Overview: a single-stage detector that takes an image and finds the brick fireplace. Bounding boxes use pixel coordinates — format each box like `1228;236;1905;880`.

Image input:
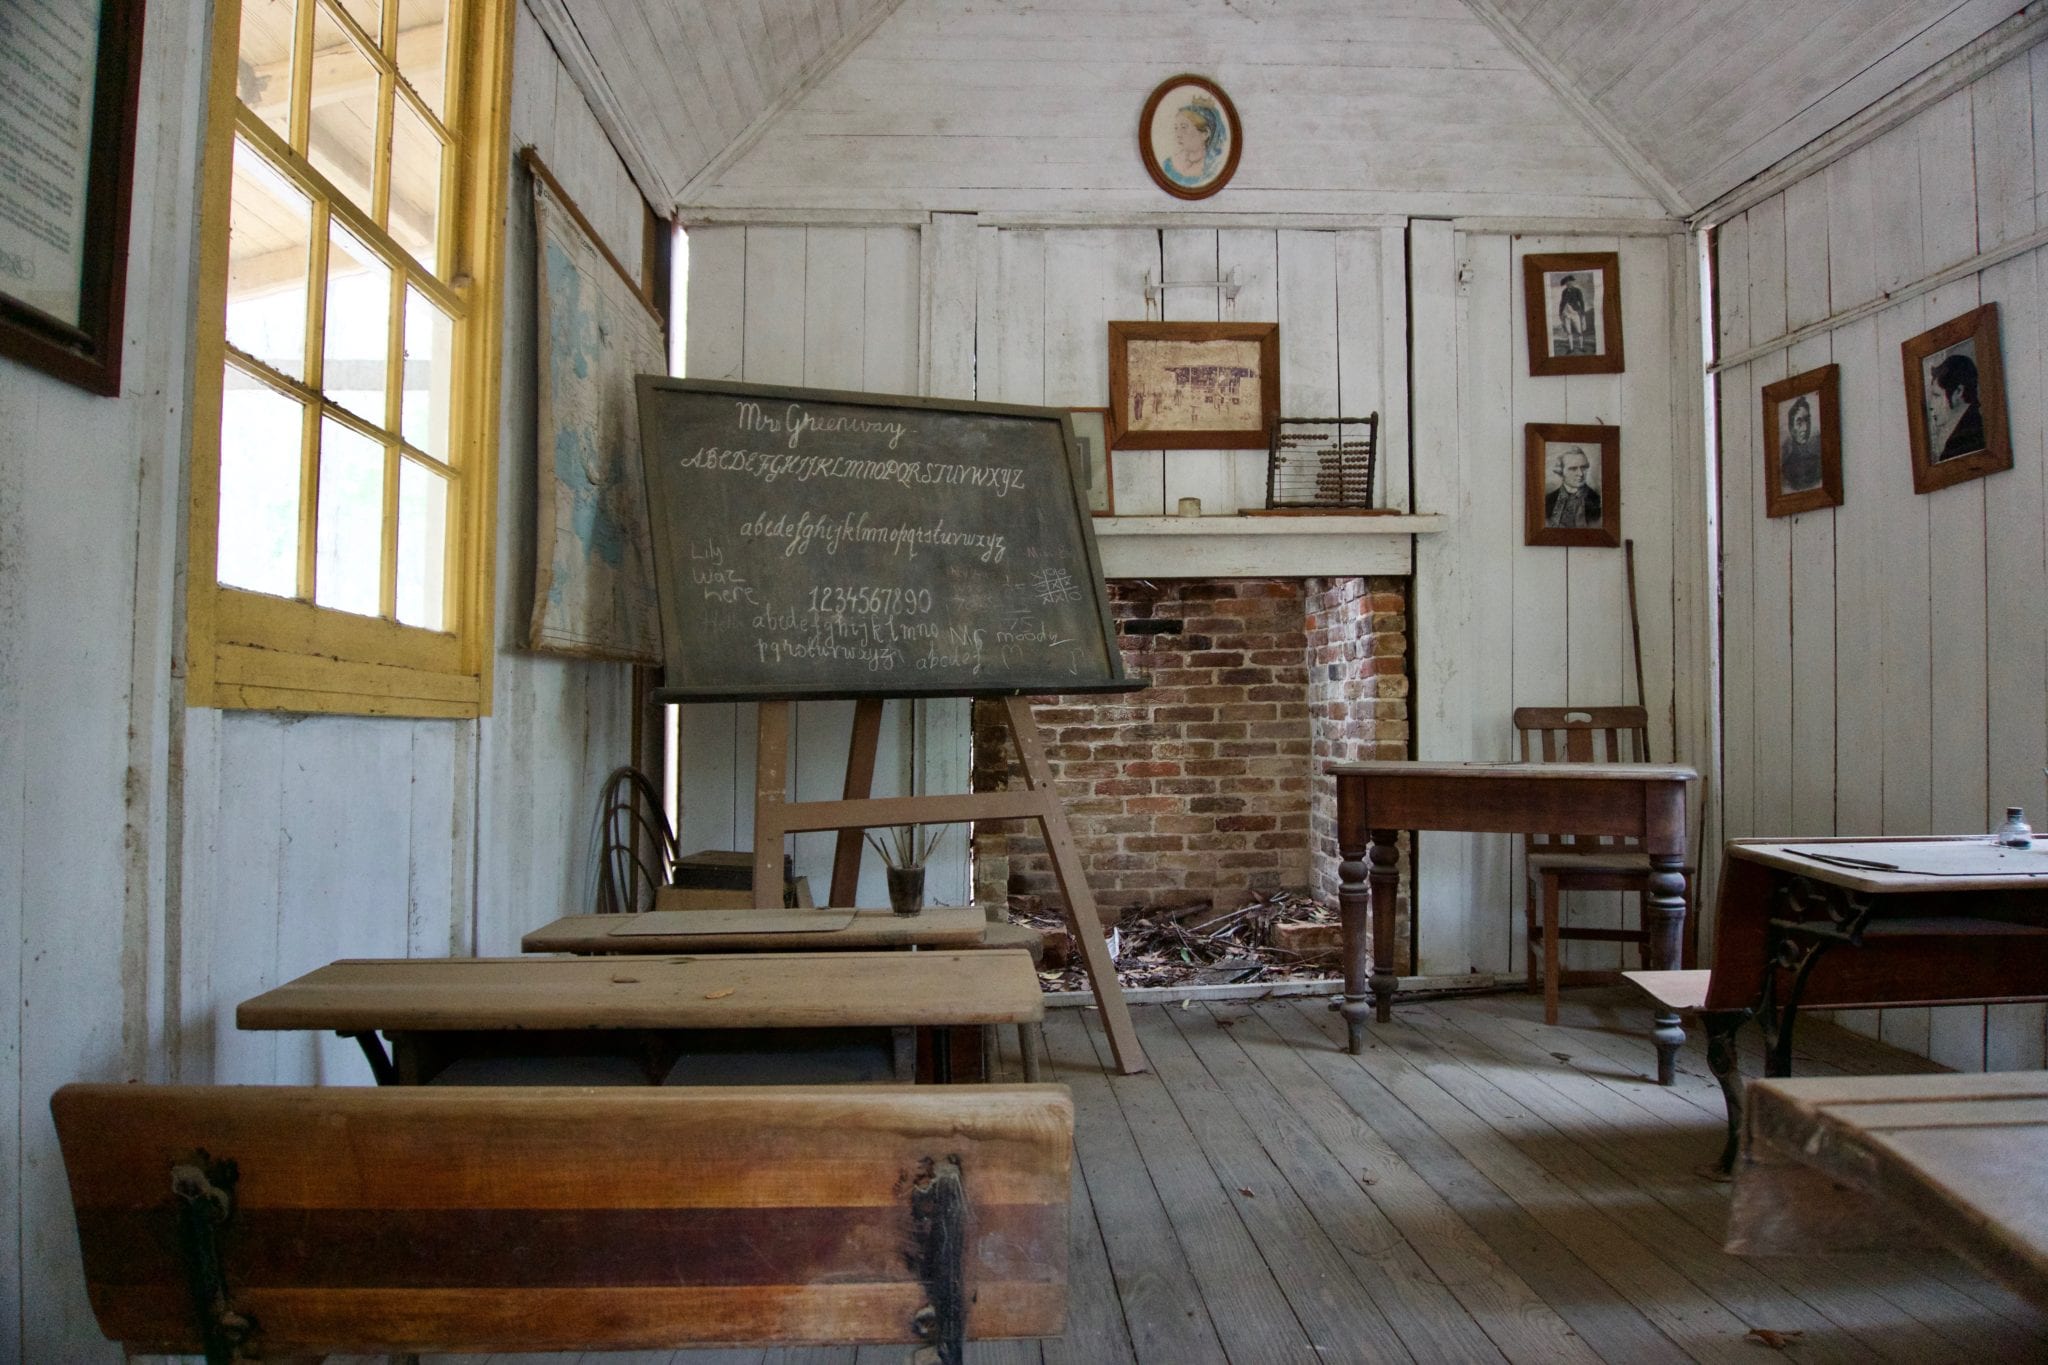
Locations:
972;574;1412;968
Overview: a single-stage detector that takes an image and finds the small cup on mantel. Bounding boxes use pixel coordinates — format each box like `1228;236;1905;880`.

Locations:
1177;497;1202;517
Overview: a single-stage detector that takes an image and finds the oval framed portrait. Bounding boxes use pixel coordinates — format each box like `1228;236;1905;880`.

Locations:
1139;75;1241;200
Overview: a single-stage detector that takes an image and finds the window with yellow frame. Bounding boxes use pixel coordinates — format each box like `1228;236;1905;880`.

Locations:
187;0;511;716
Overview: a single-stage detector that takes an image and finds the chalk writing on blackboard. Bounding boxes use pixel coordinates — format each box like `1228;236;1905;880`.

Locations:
637;379;1141;701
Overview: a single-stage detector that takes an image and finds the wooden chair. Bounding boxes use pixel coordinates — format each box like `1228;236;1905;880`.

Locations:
52;1082;1072;1361
595;765;678;914
1514;706;1690;1024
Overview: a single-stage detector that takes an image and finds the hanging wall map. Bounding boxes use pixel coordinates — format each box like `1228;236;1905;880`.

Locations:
528;171;664;662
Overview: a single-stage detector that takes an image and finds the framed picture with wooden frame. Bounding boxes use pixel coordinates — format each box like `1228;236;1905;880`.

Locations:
1067;407;1114;515
1525;422;1621;547
1902;303;2011;494
1523;252;1624;376
1138;74;1242;200
0;0;146;396
1760;364;1843;518
1108;320;1278;450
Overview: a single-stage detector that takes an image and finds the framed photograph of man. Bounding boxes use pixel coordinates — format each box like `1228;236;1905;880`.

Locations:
1760;364;1842;518
1525;423;1621;547
1522;252;1624;376
1902;303;2011;494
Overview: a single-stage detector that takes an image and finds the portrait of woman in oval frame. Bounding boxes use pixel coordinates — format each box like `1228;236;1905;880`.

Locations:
1140;75;1242;200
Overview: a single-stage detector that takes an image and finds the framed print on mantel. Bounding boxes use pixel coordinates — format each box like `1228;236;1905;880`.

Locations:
1108;320;1278;451
1760;364;1842;518
1902;303;2011;495
1525;422;1620;548
1523;252;1624;376
0;0;146;396
1067;407;1114;515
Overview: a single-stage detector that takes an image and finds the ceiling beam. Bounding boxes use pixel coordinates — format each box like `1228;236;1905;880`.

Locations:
1459;0;1692;218
524;0;678;214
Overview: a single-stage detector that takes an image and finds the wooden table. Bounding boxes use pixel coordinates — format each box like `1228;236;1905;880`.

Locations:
1728;1070;2048;1312
1326;759;1695;1053
521;904;989;954
238;951;1043;1086
1686;836;2048;1166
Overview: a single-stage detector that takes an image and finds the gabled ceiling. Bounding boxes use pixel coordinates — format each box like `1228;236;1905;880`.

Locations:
536;0;2033;218
1468;0;2028;212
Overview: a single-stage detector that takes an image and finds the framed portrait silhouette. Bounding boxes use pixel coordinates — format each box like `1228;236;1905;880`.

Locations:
1902;303;2010;495
1760;364;1842;518
1139;75;1242;200
1523;252;1624;376
1525;422;1620;547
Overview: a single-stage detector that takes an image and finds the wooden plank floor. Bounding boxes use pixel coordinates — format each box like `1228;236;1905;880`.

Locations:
424;989;2048;1364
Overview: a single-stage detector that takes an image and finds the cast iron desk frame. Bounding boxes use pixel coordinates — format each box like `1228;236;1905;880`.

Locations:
1327;759;1695;1054
1696;836;2048;1169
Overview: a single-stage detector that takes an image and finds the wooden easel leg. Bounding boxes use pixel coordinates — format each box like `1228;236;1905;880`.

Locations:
1002;697;1148;1074
752;701;792;908
830;698;885;907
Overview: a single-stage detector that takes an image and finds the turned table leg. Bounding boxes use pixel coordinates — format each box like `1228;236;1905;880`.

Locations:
1337;834;1373;1054
1645;852;1689;1078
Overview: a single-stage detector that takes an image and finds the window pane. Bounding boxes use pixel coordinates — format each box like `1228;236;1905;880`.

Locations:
306;5;381;215
394;0;448;118
388;97;442;269
323;223;390;424
226;140;313;379
236;0;296;138
217;373;305;597
314;418;385;615
400;285;452;458
397;459;449;629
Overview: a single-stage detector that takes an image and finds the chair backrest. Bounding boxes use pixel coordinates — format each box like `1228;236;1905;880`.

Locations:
1513;706;1651;853
595;765;678;914
52;1082;1074;1359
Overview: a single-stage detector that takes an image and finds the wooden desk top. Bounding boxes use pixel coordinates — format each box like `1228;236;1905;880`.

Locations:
1732;1071;2048;1310
522;904;989;954
1327;759;1696;781
237;952;1044;1033
1728;835;2048;892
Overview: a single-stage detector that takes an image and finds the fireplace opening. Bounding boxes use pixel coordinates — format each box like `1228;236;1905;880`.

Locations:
971;575;1411;988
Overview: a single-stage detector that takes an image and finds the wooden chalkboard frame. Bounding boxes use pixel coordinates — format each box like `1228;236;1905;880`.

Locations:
638;378;1143;702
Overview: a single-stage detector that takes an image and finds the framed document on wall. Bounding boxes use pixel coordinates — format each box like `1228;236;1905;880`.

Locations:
0;0;147;395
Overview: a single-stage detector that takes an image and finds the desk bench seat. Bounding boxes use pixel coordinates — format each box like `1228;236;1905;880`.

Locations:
53;1082;1072;1361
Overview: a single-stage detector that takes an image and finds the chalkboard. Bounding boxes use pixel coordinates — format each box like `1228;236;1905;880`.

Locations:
635;378;1141;701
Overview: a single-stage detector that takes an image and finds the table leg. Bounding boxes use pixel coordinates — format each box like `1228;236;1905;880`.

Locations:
1645;853;1688;1069
344;1030;397;1086
1369;828;1401;1025
1704;1010;1749;1174
1336;827;1372;1054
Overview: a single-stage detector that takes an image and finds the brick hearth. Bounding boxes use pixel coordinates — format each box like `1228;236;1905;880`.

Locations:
973;575;1410;965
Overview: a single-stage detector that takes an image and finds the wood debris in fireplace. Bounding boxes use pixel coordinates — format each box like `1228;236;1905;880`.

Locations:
1011;889;1341;991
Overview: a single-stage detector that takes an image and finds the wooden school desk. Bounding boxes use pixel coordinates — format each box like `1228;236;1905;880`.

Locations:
237;951;1043;1086
1644;835;2048;1168
521;904;989;954
1326;759;1695;1053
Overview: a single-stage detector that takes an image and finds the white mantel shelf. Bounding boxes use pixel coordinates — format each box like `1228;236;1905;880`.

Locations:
1091;513;1445;579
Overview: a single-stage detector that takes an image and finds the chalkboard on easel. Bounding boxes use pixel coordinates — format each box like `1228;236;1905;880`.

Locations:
636;377;1140;701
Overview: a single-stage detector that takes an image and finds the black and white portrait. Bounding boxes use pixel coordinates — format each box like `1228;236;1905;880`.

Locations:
1776;393;1824;493
1542;442;1602;528
1920;337;1983;464
1545;271;1602;358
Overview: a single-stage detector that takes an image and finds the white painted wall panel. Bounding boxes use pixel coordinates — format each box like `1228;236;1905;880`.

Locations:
697;0;1669;220
1713;48;2048;1071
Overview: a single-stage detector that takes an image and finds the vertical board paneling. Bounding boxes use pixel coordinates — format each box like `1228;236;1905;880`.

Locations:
1158;229;1225;515
1716;51;2048;1068
1214;230;1281;511
1746;196;1794;839
1716;216;1756;844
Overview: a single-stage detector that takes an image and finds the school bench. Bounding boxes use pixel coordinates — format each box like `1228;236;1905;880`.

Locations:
51;1081;1073;1362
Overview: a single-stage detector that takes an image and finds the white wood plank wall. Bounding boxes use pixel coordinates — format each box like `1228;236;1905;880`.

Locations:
1712;48;2048;1071
1417;230;1691;979
3;8;653;1354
